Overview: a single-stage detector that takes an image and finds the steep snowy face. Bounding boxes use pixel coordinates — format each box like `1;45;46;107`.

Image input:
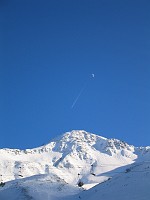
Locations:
45;130;139;167
0;130;150;187
46;130;108;161
45;130;135;157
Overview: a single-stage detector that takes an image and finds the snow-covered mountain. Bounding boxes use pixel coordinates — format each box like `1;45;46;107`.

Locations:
0;130;150;200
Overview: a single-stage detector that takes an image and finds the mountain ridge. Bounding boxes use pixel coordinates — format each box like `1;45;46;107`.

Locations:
0;130;150;184
0;130;150;200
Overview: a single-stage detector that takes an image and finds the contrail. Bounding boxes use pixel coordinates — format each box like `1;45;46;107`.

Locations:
71;74;95;109
71;83;87;109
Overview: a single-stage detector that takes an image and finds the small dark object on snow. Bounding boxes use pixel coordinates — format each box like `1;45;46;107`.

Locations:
125;168;131;173
78;181;84;187
0;182;5;187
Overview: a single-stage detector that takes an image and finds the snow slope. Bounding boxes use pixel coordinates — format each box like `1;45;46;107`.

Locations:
1;162;150;200
78;161;150;200
0;173;81;200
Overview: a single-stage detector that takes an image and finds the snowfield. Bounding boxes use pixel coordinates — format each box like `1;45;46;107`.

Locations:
79;161;150;200
0;130;150;199
0;173;81;200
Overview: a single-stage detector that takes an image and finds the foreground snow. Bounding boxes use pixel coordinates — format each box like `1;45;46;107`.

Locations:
0;173;81;200
79;161;150;200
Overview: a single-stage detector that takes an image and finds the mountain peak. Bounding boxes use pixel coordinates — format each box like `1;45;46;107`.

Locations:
49;130;107;145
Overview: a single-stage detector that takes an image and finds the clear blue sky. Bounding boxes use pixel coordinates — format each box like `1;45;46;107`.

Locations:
0;0;150;149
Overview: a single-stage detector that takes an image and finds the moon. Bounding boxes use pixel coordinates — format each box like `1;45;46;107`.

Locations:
92;74;95;78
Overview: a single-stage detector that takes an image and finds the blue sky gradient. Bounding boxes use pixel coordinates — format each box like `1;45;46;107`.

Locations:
0;0;150;149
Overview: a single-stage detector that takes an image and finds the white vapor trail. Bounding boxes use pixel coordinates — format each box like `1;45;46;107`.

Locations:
71;74;94;109
71;83;87;109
